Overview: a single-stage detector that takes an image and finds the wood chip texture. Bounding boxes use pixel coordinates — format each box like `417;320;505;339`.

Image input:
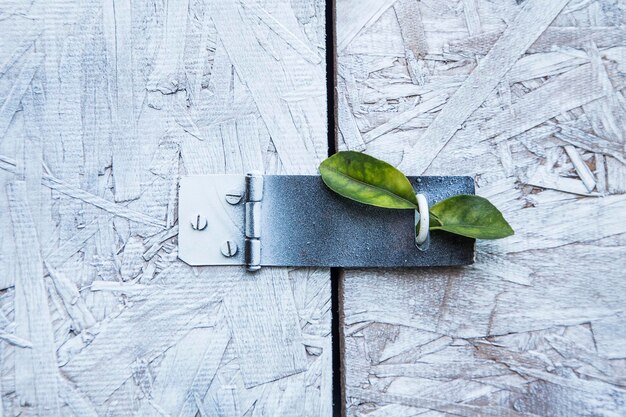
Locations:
337;0;626;415
0;0;330;415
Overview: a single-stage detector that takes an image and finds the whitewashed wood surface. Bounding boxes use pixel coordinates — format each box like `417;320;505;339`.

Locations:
337;0;626;416
0;0;330;416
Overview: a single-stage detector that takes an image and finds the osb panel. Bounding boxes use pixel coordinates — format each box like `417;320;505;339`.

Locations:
0;0;330;415
337;0;626;416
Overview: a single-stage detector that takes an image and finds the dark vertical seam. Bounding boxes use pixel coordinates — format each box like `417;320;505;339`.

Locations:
325;0;344;416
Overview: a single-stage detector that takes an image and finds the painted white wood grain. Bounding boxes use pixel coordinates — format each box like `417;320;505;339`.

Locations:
480;63;606;143
0;0;329;415
398;0;571;174
338;0;626;415
0;52;43;141
103;0;141;202
336;0;398;52
448;26;626;56
393;0;429;85
7;181;60;416
210;0;326;174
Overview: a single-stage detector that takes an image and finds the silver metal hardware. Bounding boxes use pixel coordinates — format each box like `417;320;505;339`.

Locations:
190;214;208;231
178;175;245;266
244;172;262;271
414;193;430;250
178;174;475;271
225;190;243;205
245;239;261;271
221;240;238;257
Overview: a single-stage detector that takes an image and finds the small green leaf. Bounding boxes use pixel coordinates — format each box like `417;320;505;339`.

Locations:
320;151;418;209
429;212;442;228
429;195;514;239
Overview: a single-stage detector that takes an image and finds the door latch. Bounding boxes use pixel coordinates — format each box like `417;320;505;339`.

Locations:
178;173;475;271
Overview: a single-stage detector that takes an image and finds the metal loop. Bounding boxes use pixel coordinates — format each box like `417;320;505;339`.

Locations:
415;193;430;249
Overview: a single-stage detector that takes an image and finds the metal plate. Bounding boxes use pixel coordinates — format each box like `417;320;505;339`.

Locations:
178;175;475;268
178;175;246;266
261;176;475;268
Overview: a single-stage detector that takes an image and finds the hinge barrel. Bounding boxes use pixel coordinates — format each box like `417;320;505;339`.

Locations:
244;172;263;271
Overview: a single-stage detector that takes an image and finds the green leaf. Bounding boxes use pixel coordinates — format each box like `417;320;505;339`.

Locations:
429;212;442;228
319;151;418;209
429;195;514;239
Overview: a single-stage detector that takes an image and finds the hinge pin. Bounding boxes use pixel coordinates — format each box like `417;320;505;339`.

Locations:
244;172;263;272
190;214;208;231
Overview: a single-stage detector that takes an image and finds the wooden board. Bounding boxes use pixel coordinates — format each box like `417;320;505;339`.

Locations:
0;0;330;415
336;0;626;415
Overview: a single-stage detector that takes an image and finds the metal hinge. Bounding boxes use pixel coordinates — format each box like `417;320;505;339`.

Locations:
178;173;475;271
244;172;263;271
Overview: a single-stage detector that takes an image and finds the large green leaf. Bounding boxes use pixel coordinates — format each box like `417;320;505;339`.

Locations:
319;151;418;209
429;195;514;239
